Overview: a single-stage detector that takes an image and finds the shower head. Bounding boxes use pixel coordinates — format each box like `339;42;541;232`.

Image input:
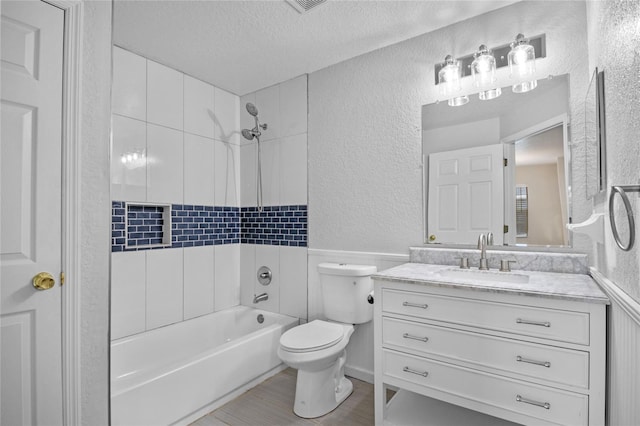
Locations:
241;129;256;141
246;102;259;117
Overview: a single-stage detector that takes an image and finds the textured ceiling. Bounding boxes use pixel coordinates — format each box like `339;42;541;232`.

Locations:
113;0;518;95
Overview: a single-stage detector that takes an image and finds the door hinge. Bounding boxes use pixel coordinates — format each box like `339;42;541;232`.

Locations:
60;272;65;286
504;158;508;167
504;225;509;234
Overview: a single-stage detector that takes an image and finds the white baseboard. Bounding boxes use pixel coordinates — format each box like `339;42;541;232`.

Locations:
345;365;374;384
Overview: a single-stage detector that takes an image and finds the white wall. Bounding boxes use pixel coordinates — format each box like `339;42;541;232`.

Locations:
79;1;111;423
308;1;591;255
586;2;640;424
239;76;309;320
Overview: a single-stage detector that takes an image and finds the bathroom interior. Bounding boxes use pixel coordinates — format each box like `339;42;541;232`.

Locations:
1;0;639;425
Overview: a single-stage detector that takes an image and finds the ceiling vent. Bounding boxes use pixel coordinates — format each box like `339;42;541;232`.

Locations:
286;0;328;14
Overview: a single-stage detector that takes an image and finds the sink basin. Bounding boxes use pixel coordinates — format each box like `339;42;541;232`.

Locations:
438;268;529;284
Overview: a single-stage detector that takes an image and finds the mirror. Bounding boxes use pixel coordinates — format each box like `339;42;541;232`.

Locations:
585;68;606;198
422;74;571;247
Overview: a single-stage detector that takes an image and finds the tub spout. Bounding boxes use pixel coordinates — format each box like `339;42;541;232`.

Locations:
253;292;269;304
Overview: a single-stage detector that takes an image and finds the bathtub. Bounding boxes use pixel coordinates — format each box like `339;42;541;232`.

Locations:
111;306;298;426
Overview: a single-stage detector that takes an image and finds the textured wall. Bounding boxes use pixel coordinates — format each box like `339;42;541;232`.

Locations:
586;2;640;424
308;1;591;255
79;1;112;424
587;1;640;303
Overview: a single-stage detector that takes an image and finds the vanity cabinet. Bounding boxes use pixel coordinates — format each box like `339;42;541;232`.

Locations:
373;269;607;426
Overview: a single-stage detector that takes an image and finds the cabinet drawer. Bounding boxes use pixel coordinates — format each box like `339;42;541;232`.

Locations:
382;289;590;345
383;317;589;389
383;349;588;426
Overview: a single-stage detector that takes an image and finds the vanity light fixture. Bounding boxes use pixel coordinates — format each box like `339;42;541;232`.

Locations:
438;55;469;107
508;33;537;93
471;44;501;100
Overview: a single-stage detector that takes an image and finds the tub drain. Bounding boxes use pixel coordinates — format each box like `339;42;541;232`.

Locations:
257;314;264;324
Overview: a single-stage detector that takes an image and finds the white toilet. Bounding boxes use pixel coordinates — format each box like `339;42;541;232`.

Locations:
278;262;376;418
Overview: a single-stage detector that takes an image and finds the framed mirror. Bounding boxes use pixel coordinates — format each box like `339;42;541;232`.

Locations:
585;68;606;198
422;74;571;247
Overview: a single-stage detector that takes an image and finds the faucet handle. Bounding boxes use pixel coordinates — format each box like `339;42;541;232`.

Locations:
457;257;469;269
499;259;517;272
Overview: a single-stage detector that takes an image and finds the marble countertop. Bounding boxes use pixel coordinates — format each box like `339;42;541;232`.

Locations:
372;263;609;304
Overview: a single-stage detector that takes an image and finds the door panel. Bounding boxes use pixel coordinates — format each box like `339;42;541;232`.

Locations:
428;144;504;244
1;1;65;424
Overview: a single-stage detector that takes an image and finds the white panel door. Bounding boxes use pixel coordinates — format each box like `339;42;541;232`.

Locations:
1;1;64;425
428;144;504;244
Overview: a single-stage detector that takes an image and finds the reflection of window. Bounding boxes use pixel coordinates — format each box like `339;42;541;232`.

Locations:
516;185;529;237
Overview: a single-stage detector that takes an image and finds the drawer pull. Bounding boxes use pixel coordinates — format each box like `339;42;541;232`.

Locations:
402;301;428;309
516;318;550;328
403;333;429;343
516;355;551;368
516;394;550;410
403;366;429;377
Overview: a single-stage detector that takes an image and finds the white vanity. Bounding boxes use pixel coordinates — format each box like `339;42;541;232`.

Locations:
373;262;608;426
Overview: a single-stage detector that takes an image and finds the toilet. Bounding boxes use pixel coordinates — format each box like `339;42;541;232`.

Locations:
278;262;376;418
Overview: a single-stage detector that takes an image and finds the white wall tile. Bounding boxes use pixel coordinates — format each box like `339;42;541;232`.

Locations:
147;60;183;130
147;124;183;204
184;75;215;139
240;143;256;207
183;246;215;319
214;244;240;310
214;140;240;206
215;87;239;144
255;85;280;141
254;245;280;313
111;115;147;202
280;134;308;205
112;47;146;121
280;246;308;319
280;75;307;138
240;244;256;307
111;251;146;339
146;248;184;329
260;140;280;206
184;133;215;206
239;93;256;145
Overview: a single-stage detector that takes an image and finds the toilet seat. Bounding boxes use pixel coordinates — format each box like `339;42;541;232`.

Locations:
280;320;345;353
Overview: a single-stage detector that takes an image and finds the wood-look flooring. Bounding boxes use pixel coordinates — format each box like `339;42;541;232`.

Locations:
190;368;375;426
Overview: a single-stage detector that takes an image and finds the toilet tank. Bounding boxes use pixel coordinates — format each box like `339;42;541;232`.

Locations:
318;263;376;324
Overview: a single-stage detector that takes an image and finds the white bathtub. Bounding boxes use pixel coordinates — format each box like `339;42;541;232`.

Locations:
111;306;298;426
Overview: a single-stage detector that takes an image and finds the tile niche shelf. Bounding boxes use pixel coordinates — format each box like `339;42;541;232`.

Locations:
125;202;172;250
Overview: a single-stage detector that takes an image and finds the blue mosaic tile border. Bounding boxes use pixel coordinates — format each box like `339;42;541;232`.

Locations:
171;205;240;248
112;202;307;251
240;205;307;247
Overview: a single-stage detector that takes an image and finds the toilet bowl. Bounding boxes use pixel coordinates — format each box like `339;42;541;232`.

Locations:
277;320;355;418
278;262;376;418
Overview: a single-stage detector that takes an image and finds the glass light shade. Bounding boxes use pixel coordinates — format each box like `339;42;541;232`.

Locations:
448;95;469;107
438;55;462;98
472;45;501;100
508;34;537;93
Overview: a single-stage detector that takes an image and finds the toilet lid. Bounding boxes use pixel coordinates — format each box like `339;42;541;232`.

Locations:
280;320;344;353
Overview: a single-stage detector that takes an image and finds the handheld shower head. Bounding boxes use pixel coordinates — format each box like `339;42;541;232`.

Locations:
246;102;259;117
241;129;255;141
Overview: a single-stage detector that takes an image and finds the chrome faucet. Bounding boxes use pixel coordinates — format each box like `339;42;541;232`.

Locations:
477;233;489;270
253;292;269;304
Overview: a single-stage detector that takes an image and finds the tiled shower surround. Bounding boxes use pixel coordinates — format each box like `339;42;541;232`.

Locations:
111;202;307;251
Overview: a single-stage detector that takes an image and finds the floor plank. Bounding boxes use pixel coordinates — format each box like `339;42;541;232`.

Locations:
190;368;374;426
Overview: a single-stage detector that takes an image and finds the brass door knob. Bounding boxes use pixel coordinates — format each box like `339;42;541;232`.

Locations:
33;272;55;290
